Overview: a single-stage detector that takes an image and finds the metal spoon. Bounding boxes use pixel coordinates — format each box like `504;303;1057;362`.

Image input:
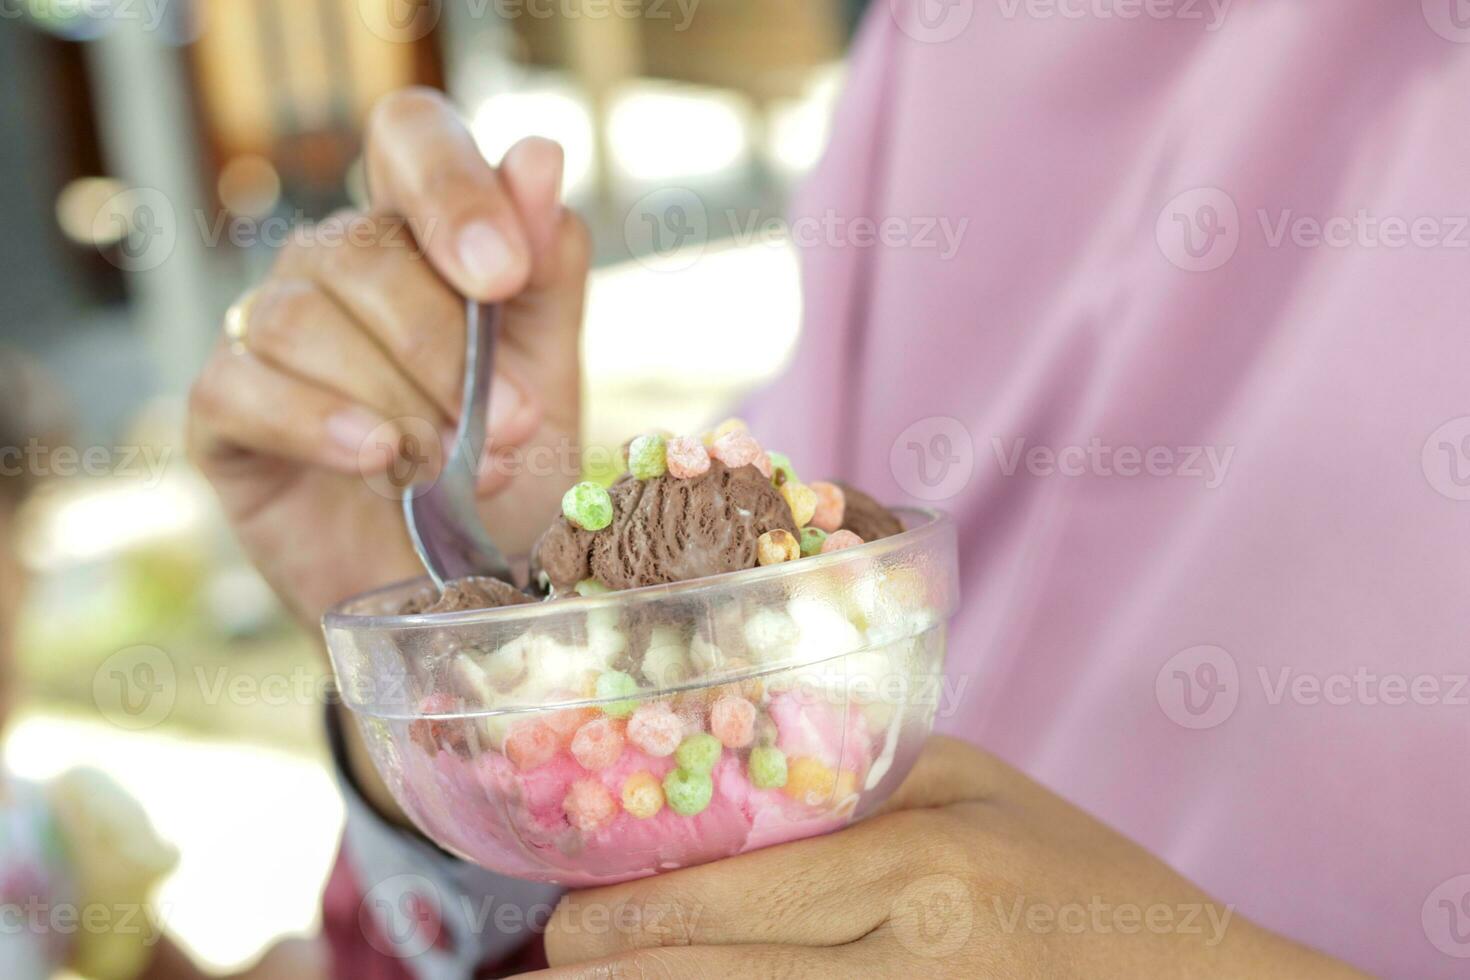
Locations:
402;301;514;590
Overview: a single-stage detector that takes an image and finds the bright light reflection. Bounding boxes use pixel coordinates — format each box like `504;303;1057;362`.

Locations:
472;86;596;200
608;83;750;182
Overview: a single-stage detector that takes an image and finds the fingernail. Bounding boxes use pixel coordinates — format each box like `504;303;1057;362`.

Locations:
487;376;524;436
458;221;512;290
327;408;387;460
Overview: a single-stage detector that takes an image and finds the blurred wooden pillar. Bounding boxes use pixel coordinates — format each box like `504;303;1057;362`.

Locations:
562;1;641;219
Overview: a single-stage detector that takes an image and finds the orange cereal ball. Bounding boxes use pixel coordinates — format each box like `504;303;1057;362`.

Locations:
621;771;665;819
564;779;618;831
808;481;846;533
783;757;838;807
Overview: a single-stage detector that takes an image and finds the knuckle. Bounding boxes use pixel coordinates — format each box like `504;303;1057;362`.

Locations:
247;280;316;358
368;86;451;143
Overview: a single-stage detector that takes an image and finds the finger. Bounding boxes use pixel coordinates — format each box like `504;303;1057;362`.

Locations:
529;942;868;979
275;212;467;422
187;342;399;476
236;277;446;429
500;135;565;286
547;816;919;962
364;87;530;300
546;739;1003;965
876;734;1030;814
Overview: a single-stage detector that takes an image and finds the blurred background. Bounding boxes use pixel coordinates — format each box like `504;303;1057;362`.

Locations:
0;0;870;972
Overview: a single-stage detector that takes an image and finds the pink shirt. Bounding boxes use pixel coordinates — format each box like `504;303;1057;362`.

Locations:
747;2;1470;975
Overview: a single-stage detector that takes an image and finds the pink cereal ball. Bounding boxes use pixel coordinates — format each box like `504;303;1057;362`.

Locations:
709;695;757;748
711;431;764;470
626;703;683;757
504;721;560;771
753;452;773;479
665;436;711;479
809;481;846;533
570;717;626;770
821;529;865;554
563;779;618;832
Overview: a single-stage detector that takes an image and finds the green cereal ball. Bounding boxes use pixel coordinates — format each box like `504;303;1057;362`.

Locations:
662;768;713;816
575;578;611;597
562;481;613;531
799;526;829;557
748;745;788;789
627;434;668;480
675;733;722;774
767;451;798;487
596;669;641;717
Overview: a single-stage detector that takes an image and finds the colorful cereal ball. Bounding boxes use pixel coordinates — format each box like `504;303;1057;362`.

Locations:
665;436;711;479
711;431;764;470
595;669;641;717
503;721;559;771
808;481;846;533
780;481;818;527
756;529;800;566
748;745;788;789
564;779;618;831
543;706;597;747
627;434;668;480
562;481;613;531
626;702;683;757
821;529;865;554
799;527;828;557
675;733;723;774
709;696;756;748
783;757;838;806
571;717;626;771
621;772;665;819
662;768;714;816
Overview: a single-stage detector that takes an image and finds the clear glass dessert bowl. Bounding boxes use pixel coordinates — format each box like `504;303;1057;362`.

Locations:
322;507;958;886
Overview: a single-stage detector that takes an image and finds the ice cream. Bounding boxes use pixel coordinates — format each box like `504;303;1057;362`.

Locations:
400;575;535;615
536;459;799;593
835;482;904;542
346;419;935;887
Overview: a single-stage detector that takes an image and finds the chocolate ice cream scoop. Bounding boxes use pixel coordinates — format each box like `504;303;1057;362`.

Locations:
535;460;798;593
835;482;904;541
400;576;536;616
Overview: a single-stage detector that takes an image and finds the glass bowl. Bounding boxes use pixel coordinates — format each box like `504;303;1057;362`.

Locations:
322;507;957;886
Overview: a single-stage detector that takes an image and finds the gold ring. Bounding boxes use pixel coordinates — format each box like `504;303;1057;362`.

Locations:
223;288;260;355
